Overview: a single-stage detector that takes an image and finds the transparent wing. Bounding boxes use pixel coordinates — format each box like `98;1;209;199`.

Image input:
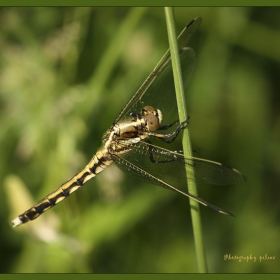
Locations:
114;17;202;126
112;140;245;217
113;141;245;187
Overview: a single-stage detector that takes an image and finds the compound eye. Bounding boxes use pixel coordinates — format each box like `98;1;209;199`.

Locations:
141;106;162;131
142;106;154;116
146;113;159;131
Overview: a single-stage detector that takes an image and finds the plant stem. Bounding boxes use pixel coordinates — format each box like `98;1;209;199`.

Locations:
164;7;208;273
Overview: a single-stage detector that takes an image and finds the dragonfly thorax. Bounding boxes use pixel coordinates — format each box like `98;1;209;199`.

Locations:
142;106;163;132
103;105;163;144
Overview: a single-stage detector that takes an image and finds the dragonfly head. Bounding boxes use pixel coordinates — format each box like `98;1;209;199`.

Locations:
142;106;163;132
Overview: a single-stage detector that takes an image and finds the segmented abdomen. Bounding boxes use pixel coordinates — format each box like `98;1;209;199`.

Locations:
12;150;113;227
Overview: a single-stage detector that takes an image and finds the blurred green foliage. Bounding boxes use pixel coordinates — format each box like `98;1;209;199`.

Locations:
0;7;280;273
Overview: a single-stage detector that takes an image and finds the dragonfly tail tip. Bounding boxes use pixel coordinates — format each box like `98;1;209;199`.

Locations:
12;217;22;228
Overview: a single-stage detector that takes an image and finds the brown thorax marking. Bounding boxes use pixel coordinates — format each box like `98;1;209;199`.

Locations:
103;106;162;153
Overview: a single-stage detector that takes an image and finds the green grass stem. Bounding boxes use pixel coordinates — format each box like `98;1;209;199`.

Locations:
164;7;208;273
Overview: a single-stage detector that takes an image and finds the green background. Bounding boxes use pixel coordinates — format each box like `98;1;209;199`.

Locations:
0;7;280;273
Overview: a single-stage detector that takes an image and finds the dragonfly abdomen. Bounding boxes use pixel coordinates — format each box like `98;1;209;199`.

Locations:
12;150;113;227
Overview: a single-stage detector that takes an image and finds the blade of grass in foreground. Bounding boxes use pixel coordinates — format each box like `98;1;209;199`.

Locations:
164;7;208;273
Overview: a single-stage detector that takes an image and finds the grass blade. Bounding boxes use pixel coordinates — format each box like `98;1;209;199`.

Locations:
164;7;208;273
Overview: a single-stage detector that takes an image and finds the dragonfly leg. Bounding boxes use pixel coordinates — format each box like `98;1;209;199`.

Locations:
150;118;189;143
157;119;179;130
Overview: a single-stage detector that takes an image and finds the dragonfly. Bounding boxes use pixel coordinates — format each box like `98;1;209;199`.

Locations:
12;17;245;228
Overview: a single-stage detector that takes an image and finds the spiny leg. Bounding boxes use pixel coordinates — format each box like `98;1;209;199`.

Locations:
150;118;189;143
157;119;179;130
158;116;190;131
